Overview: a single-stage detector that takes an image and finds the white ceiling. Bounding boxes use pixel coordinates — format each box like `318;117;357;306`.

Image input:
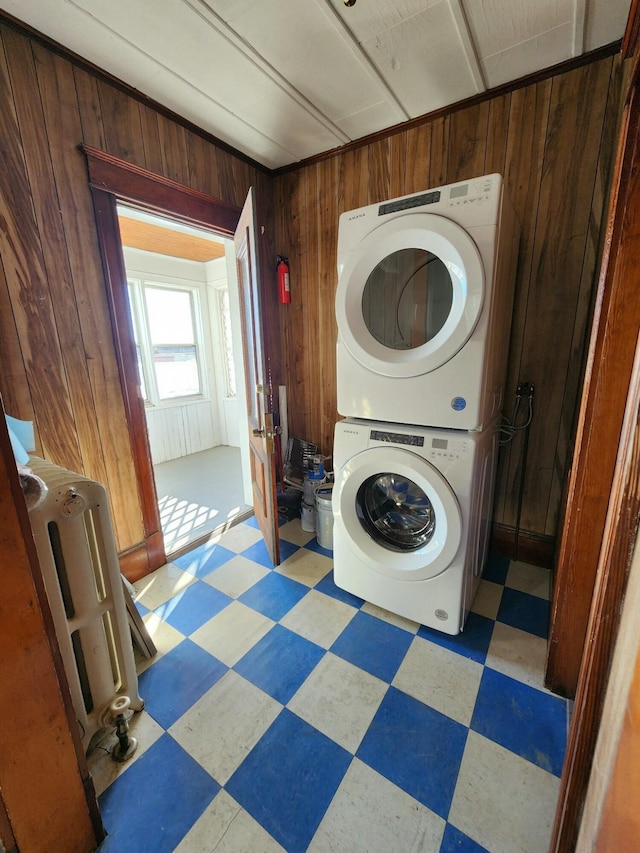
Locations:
1;0;631;169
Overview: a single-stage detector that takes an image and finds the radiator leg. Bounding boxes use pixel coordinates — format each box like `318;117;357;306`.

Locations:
107;696;138;763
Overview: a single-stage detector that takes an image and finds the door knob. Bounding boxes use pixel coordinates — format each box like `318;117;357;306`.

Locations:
252;428;265;437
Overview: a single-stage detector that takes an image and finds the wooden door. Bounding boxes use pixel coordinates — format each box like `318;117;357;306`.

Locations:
235;188;281;566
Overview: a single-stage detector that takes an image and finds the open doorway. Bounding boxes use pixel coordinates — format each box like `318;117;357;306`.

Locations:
117;205;252;555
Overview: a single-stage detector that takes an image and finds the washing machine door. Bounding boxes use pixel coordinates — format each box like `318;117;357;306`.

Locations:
334;447;462;580
335;213;484;378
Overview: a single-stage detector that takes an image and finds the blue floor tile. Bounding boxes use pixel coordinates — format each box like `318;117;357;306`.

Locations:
172;541;237;576
330;611;413;682
98;734;219;853
482;553;510;585
440;823;489;852
497;587;549;639
226;709;351;853
233;624;324;704
154;580;232;635
417;611;495;664
241;536;300;568
315;570;365;607
357;686;467;819
137;639;227;728
238;570;309;621
471;667;567;775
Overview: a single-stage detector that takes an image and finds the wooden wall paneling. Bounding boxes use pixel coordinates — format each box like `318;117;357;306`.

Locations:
389;132;407;199
338;145;369;213
72;66;106;150
317;156;340;455
0;30;82;470
305;165;322;446
281;169;307;441
545;57;626;536
217;147;246;208
0;261;33;422
138;102;164;176
367;137;391;203
404;122;432;194
494;80;551;528
518;59;613;534
33;45;142;547
546;76;640;697
186;129;222;198
485;93;511;176
157;112;191;186
445;101;490;183
96;78;146;164
427;115;450;187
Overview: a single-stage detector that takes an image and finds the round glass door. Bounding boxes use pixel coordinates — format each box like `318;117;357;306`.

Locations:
362;249;453;351
335;213;484;378
356;472;436;552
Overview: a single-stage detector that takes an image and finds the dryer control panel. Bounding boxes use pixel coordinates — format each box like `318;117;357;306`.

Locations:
428;435;470;461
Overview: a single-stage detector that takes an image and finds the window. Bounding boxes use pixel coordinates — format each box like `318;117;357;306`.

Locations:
126;280;204;405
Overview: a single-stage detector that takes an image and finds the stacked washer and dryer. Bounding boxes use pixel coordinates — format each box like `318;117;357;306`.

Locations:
332;174;520;635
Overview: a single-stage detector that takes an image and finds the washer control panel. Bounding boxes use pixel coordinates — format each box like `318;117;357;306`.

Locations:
447;175;495;208
428;436;469;461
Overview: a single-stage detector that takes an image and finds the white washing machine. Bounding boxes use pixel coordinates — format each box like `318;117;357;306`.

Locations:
335;174;520;431
332;418;498;634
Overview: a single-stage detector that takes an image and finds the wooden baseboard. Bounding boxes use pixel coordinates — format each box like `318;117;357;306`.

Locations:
490;522;556;569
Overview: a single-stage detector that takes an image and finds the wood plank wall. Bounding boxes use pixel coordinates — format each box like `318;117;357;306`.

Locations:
0;19;265;553
274;54;627;554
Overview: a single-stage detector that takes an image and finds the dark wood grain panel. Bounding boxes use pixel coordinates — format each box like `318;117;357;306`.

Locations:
0;262;32;423
485;93;511;175
405;123;432;194
390;133;407;199
519;59;613;534
317;156;340;454
72;66;106;150
0;28;82;470
446;101;489;182
367;137;391;204
186;129;222;198
96;78;146;164
338;145;368;214
157;113;190;185
138;103;164;175
34;45;143;549
428;115;449;187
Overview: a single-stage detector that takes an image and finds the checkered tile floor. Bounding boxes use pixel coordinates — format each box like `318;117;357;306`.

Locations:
91;516;567;853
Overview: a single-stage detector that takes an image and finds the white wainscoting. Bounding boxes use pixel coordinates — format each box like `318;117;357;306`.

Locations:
146;400;218;464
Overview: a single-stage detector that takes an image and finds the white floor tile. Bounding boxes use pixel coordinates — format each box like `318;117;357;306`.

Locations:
392;636;483;726
217;523;264;553
448;730;560;853
174;789;285;852
280;589;357;648
190;601;275;665
275;547;333;587
486;621;550;692
288;653;387;753
170;671;282;785
308;758;445;852
470;578;503;619
506;561;551;600
133;563;196;610
202;554;270;598
87;710;164;797
278;518;316;546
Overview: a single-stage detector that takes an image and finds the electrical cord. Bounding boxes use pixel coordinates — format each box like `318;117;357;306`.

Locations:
499;385;534;445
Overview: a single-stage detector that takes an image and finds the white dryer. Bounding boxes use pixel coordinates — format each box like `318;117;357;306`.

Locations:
332;418;498;634
335;174;520;430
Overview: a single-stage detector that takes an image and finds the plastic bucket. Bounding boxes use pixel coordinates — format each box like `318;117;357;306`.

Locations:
315;484;334;550
301;500;315;532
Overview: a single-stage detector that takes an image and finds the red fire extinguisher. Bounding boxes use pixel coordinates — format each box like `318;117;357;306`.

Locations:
277;255;291;304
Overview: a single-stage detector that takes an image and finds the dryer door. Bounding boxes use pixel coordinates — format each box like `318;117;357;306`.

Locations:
334;447;462;580
335;213;484;378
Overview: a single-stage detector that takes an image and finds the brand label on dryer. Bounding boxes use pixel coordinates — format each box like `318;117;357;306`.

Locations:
451;397;467;411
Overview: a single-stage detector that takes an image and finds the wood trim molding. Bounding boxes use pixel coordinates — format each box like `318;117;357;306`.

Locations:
81;145;240;233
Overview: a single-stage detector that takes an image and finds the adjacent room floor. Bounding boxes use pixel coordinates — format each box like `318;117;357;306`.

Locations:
91;516;567;853
153;445;252;555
